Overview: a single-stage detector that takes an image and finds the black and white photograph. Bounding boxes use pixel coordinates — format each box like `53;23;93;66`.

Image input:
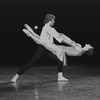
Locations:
0;0;100;99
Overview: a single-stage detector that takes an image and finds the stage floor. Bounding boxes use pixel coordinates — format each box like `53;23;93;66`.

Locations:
0;64;100;100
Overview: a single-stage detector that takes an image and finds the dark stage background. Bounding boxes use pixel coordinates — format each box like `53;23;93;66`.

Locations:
0;0;100;67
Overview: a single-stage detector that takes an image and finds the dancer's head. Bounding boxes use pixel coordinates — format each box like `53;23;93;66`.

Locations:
85;48;94;56
44;14;55;26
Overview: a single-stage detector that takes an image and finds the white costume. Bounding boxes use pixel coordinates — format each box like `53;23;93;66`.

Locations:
40;24;67;65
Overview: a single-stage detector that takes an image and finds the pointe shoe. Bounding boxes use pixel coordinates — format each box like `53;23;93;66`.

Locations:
24;24;34;33
23;29;32;37
58;77;69;81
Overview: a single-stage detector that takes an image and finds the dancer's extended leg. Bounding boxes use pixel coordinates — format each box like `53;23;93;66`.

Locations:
11;45;49;82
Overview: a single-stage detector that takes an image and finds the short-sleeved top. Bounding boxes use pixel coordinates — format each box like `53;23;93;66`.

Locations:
40;24;63;45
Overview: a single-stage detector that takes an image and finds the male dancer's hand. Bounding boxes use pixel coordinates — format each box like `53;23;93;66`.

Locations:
74;43;82;48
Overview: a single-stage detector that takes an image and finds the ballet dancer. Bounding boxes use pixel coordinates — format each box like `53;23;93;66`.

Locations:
11;14;93;83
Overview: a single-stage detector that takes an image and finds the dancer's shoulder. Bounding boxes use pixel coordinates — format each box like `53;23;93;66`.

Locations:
43;24;54;31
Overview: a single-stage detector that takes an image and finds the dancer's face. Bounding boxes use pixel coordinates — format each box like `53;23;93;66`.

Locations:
50;18;55;26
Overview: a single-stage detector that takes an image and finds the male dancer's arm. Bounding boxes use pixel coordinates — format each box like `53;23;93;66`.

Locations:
49;28;78;47
61;34;82;48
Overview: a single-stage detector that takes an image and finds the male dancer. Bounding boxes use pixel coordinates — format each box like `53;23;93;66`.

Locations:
11;14;93;82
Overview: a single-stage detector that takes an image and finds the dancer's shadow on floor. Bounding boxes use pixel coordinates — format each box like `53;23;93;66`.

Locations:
0;79;55;92
0;81;19;92
0;81;37;93
0;79;69;95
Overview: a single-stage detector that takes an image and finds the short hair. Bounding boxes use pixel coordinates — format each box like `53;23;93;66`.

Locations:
44;14;55;24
